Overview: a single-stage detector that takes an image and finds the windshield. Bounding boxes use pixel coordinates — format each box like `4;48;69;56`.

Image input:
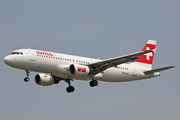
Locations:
11;52;23;55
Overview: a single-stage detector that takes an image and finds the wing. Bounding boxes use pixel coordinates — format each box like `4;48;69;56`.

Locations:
88;50;152;75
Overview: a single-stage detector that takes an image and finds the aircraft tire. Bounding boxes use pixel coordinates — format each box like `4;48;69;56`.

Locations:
24;77;29;82
66;86;75;93
89;80;98;87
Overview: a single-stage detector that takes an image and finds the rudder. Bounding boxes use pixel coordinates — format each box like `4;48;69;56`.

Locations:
134;40;156;69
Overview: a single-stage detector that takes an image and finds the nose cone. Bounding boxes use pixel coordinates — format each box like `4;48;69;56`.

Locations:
4;55;12;65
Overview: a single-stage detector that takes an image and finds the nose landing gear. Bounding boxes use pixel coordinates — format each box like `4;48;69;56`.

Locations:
24;70;30;82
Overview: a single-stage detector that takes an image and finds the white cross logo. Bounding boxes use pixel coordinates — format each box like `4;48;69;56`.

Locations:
145;47;153;60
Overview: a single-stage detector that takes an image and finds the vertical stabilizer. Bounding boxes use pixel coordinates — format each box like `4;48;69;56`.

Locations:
134;40;156;69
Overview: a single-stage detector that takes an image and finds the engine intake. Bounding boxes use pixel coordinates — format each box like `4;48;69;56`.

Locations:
69;64;90;76
35;74;58;86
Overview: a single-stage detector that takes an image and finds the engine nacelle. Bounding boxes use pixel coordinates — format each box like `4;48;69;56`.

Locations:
69;64;90;76
35;74;56;86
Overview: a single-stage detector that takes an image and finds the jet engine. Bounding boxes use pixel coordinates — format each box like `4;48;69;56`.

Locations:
69;64;90;76
35;74;59;86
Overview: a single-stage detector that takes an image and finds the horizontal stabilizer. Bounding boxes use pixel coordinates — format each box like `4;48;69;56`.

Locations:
144;66;175;74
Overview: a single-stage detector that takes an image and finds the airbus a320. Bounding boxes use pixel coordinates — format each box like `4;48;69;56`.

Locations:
4;40;175;93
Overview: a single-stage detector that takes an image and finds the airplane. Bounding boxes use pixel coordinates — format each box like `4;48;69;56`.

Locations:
4;40;175;93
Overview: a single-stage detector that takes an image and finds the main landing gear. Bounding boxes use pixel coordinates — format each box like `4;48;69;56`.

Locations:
65;79;75;93
24;70;30;82
64;79;98;93
89;75;98;87
89;80;98;87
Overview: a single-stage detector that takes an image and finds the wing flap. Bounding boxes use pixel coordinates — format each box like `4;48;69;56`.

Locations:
144;66;175;74
88;50;153;75
89;50;152;66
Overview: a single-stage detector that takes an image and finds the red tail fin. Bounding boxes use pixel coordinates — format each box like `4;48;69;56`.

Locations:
134;40;156;69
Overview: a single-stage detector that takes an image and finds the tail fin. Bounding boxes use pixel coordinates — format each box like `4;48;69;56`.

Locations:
134;40;156;69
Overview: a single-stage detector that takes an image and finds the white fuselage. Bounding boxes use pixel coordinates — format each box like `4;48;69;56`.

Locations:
4;49;159;82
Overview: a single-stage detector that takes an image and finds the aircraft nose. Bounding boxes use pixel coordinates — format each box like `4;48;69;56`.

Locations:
4;55;12;65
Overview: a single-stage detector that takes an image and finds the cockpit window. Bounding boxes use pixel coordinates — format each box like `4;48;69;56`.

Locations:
11;52;16;55
11;52;23;55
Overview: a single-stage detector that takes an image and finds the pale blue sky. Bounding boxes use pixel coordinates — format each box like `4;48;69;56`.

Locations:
0;1;180;120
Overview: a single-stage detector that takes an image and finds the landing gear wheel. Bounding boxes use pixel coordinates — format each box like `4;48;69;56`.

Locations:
24;77;30;82
66;86;75;93
65;79;75;93
24;70;30;82
89;80;98;87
